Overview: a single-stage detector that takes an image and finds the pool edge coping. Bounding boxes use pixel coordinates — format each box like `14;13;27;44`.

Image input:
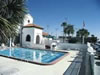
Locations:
0;48;69;65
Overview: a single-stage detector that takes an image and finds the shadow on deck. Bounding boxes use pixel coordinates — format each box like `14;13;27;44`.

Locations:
63;52;82;75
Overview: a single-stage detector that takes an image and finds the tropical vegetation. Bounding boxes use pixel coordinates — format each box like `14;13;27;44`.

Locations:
64;24;74;37
76;28;90;38
76;28;90;43
61;22;67;36
85;34;97;44
61;22;74;42
0;0;27;43
61;22;67;42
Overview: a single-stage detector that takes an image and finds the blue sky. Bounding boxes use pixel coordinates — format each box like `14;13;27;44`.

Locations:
26;0;100;37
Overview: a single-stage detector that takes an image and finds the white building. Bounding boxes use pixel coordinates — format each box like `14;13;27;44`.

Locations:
22;14;45;49
21;14;58;49
23;14;33;26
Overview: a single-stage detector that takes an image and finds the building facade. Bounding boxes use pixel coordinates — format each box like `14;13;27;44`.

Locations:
21;14;57;49
22;14;45;49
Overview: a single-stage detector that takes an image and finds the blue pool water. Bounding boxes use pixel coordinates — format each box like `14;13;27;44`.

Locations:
0;48;66;64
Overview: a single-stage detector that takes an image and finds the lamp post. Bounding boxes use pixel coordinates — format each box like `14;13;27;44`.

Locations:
56;28;58;39
82;20;85;44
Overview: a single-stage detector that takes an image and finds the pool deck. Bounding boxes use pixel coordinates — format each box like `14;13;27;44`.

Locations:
0;50;79;75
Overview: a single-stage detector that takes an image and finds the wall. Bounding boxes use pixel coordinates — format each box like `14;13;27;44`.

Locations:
22;43;45;49
23;14;33;26
34;28;43;44
56;43;87;50
22;28;35;47
22;27;44;49
43;37;52;45
87;43;94;75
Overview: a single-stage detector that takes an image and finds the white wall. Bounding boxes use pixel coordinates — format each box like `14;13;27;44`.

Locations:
22;28;35;47
22;27;44;48
42;37;54;45
34;28;43;44
56;43;87;50
21;14;45;49
43;38;60;46
23;14;33;26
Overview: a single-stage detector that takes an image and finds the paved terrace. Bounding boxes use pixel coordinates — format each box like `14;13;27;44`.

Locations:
64;51;83;75
0;50;79;75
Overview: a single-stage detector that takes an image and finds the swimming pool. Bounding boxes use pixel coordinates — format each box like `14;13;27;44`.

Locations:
0;48;67;65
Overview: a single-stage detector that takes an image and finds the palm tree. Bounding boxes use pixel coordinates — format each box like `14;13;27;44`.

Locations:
76;28;90;43
0;17;10;43
64;24;74;37
61;22;67;42
0;0;27;43
91;34;97;43
61;22;68;34
76;28;90;38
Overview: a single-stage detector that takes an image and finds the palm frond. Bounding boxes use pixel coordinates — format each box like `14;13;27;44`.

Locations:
0;0;27;43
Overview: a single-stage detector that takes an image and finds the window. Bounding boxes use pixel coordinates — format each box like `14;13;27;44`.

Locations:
36;35;40;44
28;20;30;23
26;35;31;42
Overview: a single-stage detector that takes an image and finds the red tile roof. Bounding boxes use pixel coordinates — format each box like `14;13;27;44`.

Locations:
23;24;43;29
42;32;49;36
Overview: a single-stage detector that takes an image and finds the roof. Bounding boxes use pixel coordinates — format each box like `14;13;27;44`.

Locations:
42;32;49;36
42;32;55;39
23;24;43;29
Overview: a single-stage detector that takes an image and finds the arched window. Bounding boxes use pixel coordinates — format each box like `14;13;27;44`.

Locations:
36;35;40;44
26;35;31;42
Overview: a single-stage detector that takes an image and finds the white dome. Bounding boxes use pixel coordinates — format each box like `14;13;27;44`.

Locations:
23;14;33;26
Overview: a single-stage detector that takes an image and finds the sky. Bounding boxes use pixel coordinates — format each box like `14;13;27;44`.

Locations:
26;0;100;37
